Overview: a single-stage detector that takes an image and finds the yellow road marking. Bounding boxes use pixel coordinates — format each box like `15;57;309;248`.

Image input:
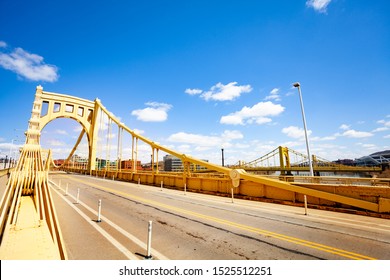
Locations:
69;176;376;260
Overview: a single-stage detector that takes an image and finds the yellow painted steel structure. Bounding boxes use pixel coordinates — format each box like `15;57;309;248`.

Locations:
236;146;382;174
0;86;67;259
1;85;390;259
25;85;386;214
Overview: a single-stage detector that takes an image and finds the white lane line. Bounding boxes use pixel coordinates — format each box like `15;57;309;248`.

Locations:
50;183;138;260
67;175;390;235
49;180;169;260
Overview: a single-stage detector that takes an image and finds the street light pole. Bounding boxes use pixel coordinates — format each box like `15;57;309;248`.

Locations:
293;82;314;177
221;148;225;167
8;138;19;168
9;138;17;158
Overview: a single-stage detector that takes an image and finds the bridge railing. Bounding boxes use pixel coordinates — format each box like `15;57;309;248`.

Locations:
273;175;390;187
35;86;390;213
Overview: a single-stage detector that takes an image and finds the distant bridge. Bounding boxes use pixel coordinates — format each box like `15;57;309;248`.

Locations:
234;146;383;174
0;86;389;259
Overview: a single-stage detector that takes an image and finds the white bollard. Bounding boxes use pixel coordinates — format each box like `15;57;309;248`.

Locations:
146;221;153;259
231;188;234;203
65;183;68;196
76;188;80;204
304;195;308;215
184;183;187;195
138;178;140;186
97;199;102;222
160;181;163;191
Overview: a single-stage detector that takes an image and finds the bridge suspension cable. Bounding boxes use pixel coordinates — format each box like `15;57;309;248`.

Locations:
0;86;67;259
2;85;389;260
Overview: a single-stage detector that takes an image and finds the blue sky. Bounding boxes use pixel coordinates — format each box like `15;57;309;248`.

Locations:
0;0;389;165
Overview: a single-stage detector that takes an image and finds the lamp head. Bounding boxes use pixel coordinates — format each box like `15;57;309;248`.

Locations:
293;82;300;88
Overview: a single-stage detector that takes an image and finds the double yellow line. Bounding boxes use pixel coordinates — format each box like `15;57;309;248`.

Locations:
69;176;376;260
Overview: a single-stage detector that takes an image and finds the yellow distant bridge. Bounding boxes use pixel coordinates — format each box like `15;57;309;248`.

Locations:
0;86;389;259
234;146;383;174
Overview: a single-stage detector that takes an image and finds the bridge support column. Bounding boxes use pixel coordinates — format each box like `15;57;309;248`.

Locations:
88;100;101;173
278;146;291;176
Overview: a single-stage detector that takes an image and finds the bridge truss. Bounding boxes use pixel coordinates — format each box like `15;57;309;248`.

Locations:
0;86;390;259
236;146;382;174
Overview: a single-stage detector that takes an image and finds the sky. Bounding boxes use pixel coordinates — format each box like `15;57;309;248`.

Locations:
0;0;389;166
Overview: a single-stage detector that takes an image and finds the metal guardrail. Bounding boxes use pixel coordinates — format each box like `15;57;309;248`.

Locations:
272;175;390;187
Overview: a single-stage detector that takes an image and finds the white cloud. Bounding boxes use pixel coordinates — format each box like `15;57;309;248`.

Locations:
220;114;244;125
356;143;377;150
0;142;22;155
234;143;250;149
167;130;244;152
339;124;350;130
306;0;332;13
285;91;295;97
221;130;244;140
168;132;222;147
220;101;285;125
377;119;390;127
73;126;83;133
133;128;145;135
0;41;7;48
282;126;312;139
311;135;336;141
341;129;373;138
187;82;252;102
265;88;281;101
177;144;192;153
336;124;374;138
131;102;172;122
185;88;203;95
47;139;66;146
55;129;68;135
0;46;58;82
372;127;389;133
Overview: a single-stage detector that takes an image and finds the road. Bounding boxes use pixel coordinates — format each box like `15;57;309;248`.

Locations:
2;172;390;260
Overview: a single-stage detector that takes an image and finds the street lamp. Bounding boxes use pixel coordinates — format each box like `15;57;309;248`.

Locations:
8;138;19;168
221;148;225;167
293;82;314;177
9;138;17;158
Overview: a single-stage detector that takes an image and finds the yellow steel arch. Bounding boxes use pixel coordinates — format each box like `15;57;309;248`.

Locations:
66;88;390;213
34;86;100;171
1;85;389;260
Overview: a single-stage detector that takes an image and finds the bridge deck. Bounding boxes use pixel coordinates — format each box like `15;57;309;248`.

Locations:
0;196;61;260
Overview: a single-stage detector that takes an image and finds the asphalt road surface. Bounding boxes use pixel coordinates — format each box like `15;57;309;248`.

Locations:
2;172;390;260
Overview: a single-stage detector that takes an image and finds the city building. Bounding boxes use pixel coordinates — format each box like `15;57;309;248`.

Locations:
121;159;142;170
163;155;209;172
163;155;183;171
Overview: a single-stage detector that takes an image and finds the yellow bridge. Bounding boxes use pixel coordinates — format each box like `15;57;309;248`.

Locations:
235;146;383;174
0;86;389;259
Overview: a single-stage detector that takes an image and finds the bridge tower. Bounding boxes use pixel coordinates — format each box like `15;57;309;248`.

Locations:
32;86;101;172
278;146;291;175
0;86;68;259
